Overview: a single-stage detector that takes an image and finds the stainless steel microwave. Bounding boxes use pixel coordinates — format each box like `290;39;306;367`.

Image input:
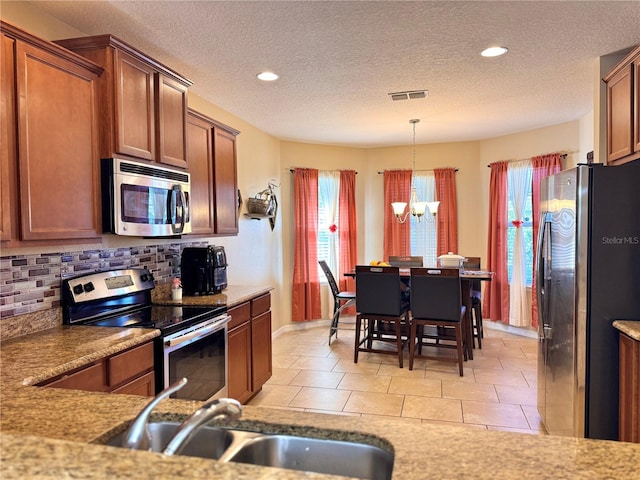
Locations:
101;158;191;237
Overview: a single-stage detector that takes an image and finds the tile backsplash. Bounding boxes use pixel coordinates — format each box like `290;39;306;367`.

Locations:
0;241;208;319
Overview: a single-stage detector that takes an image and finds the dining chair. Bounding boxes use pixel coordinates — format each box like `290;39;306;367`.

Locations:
463;256;483;349
318;260;356;345
354;265;410;368
409;267;467;376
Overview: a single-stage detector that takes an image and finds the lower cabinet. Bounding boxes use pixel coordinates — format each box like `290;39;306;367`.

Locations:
619;332;640;442
38;341;155;396
227;293;272;404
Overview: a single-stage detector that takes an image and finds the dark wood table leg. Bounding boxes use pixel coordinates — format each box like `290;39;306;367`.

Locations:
461;279;474;361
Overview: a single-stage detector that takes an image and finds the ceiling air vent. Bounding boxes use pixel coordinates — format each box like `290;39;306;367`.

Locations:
388;90;428;101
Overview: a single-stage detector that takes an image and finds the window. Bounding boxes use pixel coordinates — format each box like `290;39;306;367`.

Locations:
317;171;340;277
409;172;437;267
506;162;533;286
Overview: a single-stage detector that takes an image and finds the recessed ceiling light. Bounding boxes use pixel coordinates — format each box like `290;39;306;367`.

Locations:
257;71;279;81
481;46;509;58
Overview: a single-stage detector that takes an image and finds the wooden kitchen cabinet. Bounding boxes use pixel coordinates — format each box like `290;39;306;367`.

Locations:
186;109;240;236
227;293;272;404
187;110;215;235
213;125;240;235
227;302;253;403
1;33;16;242
39;341;155;396
0;21;103;245
619;332;640;442
251;294;273;389
604;45;640;165
55;34;191;169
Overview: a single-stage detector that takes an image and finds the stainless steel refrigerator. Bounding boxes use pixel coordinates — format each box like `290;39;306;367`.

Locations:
536;162;640;441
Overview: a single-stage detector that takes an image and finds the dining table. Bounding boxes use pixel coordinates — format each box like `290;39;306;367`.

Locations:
345;267;494;361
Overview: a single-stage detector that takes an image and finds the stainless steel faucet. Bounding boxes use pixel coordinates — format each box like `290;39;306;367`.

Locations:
163;397;243;456
122;377;188;450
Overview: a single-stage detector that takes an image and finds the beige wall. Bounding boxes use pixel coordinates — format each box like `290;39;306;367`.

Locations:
363;141;482;261
1;2;597;332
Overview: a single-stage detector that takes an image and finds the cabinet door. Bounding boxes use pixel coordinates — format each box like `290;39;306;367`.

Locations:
157;74;188;169
114;49;156;161
606;64;634;163
187;112;215;235
634;60;640;155
251;311;272;390
44;362;107;392
1;33;16;241
619;333;640;443
213;126;239;235
111;371;155;396
228;322;252;404
15;40;101;241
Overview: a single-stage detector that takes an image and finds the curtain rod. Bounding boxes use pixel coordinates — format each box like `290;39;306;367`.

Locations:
289;168;358;174
486;152;569;168
376;168;459;174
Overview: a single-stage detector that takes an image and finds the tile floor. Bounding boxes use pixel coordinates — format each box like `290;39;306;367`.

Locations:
248;318;545;435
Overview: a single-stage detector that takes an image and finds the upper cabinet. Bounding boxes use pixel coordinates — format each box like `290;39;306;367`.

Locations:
187;109;240;236
604;45;640;166
213;125;240;235
1;21;103;245
55;35;192;169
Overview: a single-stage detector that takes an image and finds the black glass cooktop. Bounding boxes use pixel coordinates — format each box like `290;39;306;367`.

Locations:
81;304;227;337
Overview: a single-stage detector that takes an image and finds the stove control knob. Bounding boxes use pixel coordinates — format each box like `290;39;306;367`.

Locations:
141;272;154;283
83;282;95;293
72;284;84;295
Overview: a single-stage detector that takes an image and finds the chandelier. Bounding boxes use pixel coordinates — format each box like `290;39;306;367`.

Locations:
391;119;440;223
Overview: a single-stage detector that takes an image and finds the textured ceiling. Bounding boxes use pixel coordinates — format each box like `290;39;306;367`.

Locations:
26;1;640;147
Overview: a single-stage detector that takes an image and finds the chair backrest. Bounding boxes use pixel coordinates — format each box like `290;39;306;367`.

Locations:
318;260;340;298
410;268;462;321
388;255;424;267
355;265;405;316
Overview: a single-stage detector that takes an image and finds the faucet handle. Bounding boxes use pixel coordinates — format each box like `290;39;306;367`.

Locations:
163;398;242;456
123;377;188;450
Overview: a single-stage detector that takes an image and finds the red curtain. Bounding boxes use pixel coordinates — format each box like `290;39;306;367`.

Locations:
434;168;458;256
484;161;510;323
292;168;321;321
531;153;563;328
383;170;411;259
338;170;357;314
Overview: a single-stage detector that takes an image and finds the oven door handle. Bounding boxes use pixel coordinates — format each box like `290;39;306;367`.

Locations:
165;316;229;348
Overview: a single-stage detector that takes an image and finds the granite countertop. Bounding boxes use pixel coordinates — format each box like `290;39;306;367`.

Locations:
151;283;273;308
613;320;640;341
1;299;639;478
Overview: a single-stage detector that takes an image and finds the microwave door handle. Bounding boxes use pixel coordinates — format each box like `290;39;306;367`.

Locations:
170;185;186;234
182;189;189;228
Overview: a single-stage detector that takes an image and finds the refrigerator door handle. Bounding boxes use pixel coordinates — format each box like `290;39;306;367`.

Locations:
536;212;552;339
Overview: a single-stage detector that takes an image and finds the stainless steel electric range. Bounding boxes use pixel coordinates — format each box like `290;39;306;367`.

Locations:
62;268;230;401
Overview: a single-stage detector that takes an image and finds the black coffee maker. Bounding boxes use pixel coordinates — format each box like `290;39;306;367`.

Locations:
181;246;228;295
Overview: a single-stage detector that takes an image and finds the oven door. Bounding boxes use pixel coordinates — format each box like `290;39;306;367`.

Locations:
162;314;230;401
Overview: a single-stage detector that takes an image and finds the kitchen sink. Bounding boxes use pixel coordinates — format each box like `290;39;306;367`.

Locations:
104;421;394;480
106;421;233;460
221;433;393;479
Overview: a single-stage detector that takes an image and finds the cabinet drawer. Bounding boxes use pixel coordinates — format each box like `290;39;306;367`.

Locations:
228;302;250;330
251;294;271;317
111;371;155;396
43;362;107;392
107;342;154;387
